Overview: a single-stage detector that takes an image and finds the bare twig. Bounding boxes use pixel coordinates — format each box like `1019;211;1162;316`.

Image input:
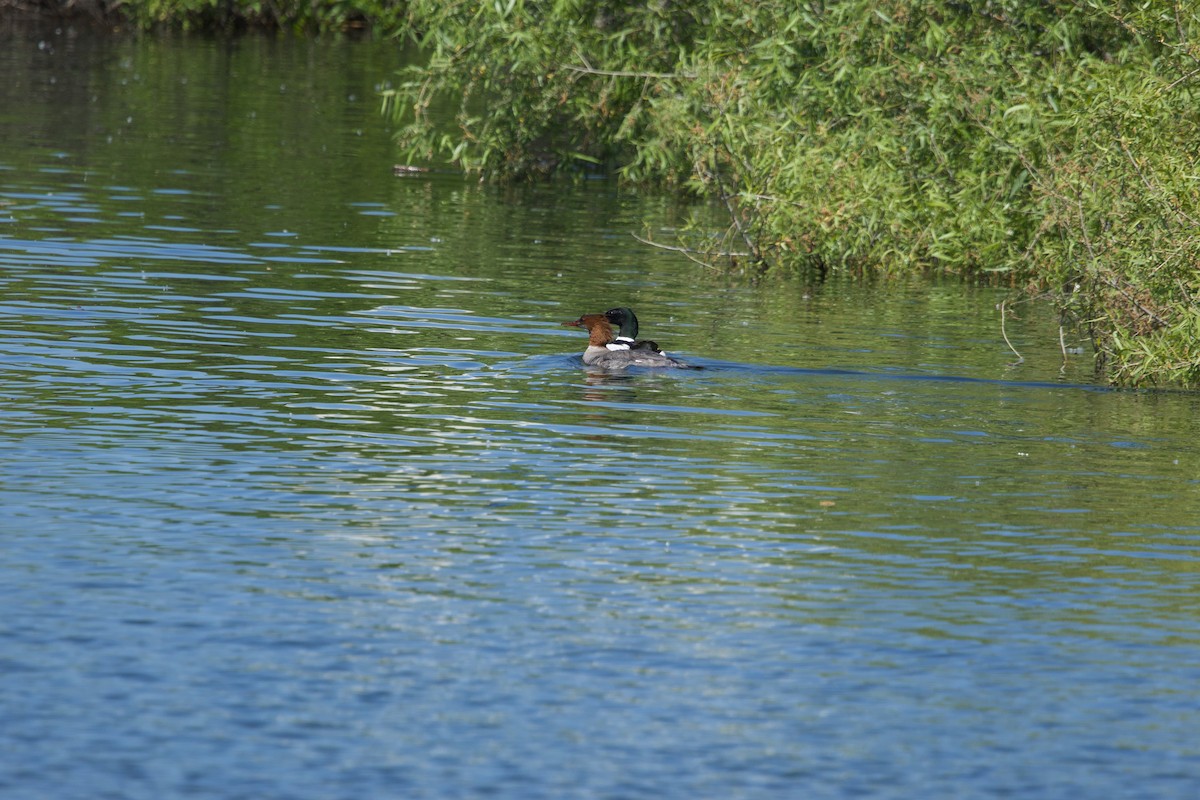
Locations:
999;299;1025;366
1164;65;1200;91
707;150;764;265
741;192;807;209
563;64;696;80
1101;275;1170;329
630;232;747;269
1176;278;1195;305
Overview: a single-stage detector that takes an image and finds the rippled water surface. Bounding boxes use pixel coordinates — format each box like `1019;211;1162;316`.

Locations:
3;26;1200;800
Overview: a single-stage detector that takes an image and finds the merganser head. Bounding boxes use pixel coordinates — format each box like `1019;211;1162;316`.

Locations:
562;313;616;348
604;307;639;340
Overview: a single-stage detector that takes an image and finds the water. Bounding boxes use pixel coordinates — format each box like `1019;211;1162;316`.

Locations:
3;25;1200;800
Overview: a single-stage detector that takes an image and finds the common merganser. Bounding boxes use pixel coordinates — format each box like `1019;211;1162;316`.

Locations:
603;307;661;353
561;312;692;368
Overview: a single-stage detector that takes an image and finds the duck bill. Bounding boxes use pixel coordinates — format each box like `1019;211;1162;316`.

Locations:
561;319;584;327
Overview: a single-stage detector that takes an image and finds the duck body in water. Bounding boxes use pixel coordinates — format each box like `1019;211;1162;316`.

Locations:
561;311;693;368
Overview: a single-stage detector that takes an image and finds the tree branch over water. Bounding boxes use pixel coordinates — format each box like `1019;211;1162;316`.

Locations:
630;233;749;270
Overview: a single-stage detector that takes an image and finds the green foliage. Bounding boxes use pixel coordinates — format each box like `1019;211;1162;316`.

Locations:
381;1;702;177
385;0;1200;386
1018;48;1200;387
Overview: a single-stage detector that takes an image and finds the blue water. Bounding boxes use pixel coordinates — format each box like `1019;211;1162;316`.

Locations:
3;26;1200;800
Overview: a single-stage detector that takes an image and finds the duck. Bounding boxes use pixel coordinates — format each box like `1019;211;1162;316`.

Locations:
561;311;693;368
603;307;661;353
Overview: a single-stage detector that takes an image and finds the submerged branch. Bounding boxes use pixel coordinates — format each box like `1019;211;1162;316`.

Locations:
998;299;1025;366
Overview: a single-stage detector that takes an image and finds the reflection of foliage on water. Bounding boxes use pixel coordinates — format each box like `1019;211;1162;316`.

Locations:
3;27;413;249
15;0;410;33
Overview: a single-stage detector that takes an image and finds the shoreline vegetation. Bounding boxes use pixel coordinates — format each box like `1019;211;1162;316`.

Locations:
8;1;1200;387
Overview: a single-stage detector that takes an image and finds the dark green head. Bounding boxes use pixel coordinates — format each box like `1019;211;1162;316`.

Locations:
604;307;639;339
